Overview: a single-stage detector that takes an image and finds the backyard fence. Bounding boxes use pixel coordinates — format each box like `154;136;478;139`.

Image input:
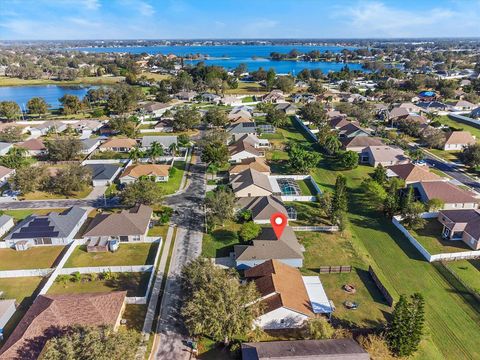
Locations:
368;265;395;307
439;262;480;303
292;226;339;232
82;159;132;165
293;115;318;142
448;113;480;129
319;265;352;274
0;268;53;278
392;214;480;262
58;265;153;275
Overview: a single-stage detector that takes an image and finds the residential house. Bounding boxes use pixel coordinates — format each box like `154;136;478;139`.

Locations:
417;101;449;113
0;166;14;187
244;260;332;329
85;163;122;186
153;119;174;133
98;138;137;152
220;95;239;106
119;164;170;184
138;101;172;118
0;142;12;156
292;93;315;103
201;93;221;104
386;163;443;184
241;339;370;360
228;108;252;123
388;106;410;120
470;107;480;119
237;196;288;224
437;209;480;250
443;131;476;151
0;215;14;238
83;204;153;251
29;121;67;137
229;138;264;163
341;93;367;103
275;102;297;115
229;157;271;175
0;299;16;341
230;168;274;198
70;120;103;139
328;116;352;130
341;136;384;153
337;122;369;139
412;181;479;209
362;146;410;167
17;138;47;156
227;122;258;141
447;100;477;112
234;227;303;269
140;135;178;151
0;292;126;359
80;138;101;155
236;134;270;149
398;102;423;114
175;91;197;101
4;207;88;249
260;90;286;103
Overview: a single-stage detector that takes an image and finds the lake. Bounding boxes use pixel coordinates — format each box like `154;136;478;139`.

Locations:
70;45;364;74
0;85;93;109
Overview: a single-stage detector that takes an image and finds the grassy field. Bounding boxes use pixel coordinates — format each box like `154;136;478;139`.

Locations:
437;115;480;141
202;221;241;258
49;272;150;297
445;260;480;294
285;201;330;226
0;75;124;87
427;148;462;162
21;186;93;200
285;117;480;359
0;246;65;270
224;81;265;95
122;304;147;332
64;243;159;267
296;178;318;196
406;218;472;254
157;161;186;195
2;208;66;221
147;224;169;239
0;277;44;346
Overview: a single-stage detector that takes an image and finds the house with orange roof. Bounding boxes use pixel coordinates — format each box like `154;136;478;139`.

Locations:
386;163;443;184
229;157;271;176
119;164;170;184
98;138;137;152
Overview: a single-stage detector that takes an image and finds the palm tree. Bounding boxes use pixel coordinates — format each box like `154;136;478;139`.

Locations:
169;142;178;157
148;141;164;163
324;134;342;155
128;147;144;163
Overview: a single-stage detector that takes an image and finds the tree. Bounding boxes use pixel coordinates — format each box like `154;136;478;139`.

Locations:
12;165;48;194
323;134;342;155
109;116;139;138
275;76;295;93
0;147;29;169
287;143;320;173
59;94;82;115
0;126;23;143
265;108;288;128
383;177;404;218
0;101;21;121
128;147;144;162
45;137;82;161
148;141;164;163
338;150;359;170
169;142;179;156
403;201;426;230
331;175;348;230
181;258;261;344
386;293;425;357
205;188;236;226
40;326;141;360
26;97;48;115
307;80;325;94
266;68;276;91
300;102;327;125
422;127;445;149
461;143;480;169
427;198;445;211
201;142;229;166
239;222;261;242
120;178;164;206
205;107;228;127
372;164;388;185
358;334;396;360
306;317;335;340
361;178;388;210
173;107;201;131
107;84;144;114
407;148;424;162
48;164;91;196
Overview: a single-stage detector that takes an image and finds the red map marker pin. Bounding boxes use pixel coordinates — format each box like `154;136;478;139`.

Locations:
270;212;287;239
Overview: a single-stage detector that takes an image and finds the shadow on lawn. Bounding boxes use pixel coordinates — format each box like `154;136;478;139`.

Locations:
355;267;391;307
211;229;240;258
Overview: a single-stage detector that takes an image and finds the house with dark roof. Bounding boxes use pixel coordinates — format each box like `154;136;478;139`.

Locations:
83;204;153;252
275;102;297;115
84;163;122;186
244;260;332;329
227;122;258;141
234;227;303;269
236;196;288;224
80;138;101;155
412;181;479;210
241;339;369;360
138;101;172;118
140;135;178;150
4;207;88;249
437;209;480;250
337;122;369;139
0;292;126;359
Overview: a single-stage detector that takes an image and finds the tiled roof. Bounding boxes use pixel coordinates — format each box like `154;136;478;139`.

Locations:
17;138;46;151
99;138;137;149
387;163;442;183
230;157;270;175
121;164;170;178
237;196;287;221
230;168;273;194
417;181;478;204
444;131;476;145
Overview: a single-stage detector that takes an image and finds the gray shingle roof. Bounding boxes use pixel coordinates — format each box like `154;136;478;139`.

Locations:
85;164;121;181
141;135;178;148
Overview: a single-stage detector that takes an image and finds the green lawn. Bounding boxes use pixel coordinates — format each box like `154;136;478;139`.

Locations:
0;277;44;346
147;224;169;239
285;117;480;359
285;201;330;226
64;243;159;267
157;161;186;195
445;260;480;294
427;148;462;162
0;75;124;86
242;96;254;103
437;115;480;141
121;304;147;332
406;218;471;254
296;179;318;196
21;186;93;200
202;221;241;258
224;81;265;95
91;150;130;160
0;246;65;270
2;208;67;221
48;272;150;297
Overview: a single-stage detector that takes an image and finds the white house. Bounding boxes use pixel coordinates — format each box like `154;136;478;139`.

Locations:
443;131;476;151
0;215;14;238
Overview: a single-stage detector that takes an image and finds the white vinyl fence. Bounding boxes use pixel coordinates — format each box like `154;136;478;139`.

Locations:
0;268;53;278
293;115;318;141
59;265;153;275
392;213;480;262
291;226;339;232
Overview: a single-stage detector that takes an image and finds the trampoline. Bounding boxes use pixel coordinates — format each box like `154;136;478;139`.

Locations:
277;178;300;196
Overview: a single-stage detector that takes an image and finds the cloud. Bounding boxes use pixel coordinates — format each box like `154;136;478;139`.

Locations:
83;0;100;10
68;17;101;27
138;1;155;16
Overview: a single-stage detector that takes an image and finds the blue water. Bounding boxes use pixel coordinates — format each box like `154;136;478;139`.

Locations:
0;85;93;108
71;45;363;73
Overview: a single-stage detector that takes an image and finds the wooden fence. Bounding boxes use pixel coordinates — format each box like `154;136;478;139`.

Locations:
319;265;351;274
368;265;394;306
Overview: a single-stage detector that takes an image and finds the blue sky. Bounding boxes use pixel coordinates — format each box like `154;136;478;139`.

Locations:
0;0;479;40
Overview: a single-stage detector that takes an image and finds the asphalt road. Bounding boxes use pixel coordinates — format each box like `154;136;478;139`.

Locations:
153;149;206;360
